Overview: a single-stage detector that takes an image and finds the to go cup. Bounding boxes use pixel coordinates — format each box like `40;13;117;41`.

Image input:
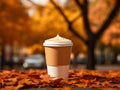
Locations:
43;35;73;80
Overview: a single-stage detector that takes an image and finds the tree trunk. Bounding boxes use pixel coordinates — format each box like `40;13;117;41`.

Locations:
1;44;5;70
112;51;118;64
86;40;96;70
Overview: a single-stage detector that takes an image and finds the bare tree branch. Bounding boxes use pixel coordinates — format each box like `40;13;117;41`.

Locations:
50;0;88;45
95;0;120;39
75;0;94;38
71;13;82;23
69;25;88;45
74;0;84;9
50;0;70;23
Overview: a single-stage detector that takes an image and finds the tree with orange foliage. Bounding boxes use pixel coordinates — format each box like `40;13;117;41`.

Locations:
0;0;32;69
29;0;119;69
49;0;120;69
0;0;119;70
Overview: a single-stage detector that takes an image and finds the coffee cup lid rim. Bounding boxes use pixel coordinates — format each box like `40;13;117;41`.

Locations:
43;35;73;47
43;41;73;47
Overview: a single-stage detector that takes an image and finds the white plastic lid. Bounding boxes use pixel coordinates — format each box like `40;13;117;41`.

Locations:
43;35;73;47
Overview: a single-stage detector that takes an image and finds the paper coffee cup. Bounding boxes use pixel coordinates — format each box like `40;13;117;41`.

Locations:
43;35;73;80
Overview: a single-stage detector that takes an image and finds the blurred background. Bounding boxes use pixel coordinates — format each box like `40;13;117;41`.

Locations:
0;0;120;70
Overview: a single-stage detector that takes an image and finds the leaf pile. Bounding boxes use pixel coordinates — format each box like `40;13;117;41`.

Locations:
0;69;120;90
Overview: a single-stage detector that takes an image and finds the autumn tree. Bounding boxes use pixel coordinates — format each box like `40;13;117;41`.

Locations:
27;0;120;69
0;0;32;69
1;0;119;70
